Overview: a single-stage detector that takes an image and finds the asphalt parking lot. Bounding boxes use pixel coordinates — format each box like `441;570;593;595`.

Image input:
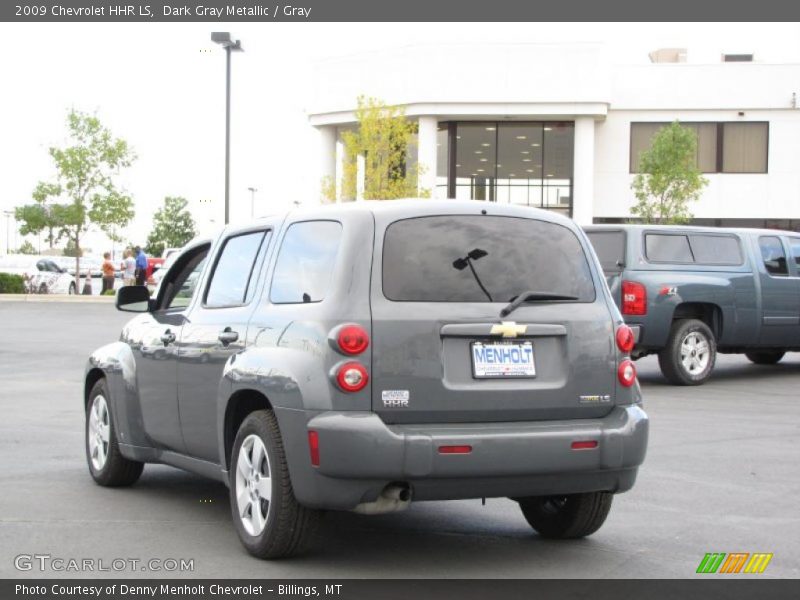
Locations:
0;301;798;579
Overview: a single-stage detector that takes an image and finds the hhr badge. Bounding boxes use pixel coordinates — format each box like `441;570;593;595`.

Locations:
382;390;410;408
490;321;527;338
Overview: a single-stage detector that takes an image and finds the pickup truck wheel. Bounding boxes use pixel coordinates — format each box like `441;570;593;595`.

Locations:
68;282;76;295
518;492;613;539
745;351;785;365
658;319;716;385
230;410;321;559
85;380;144;486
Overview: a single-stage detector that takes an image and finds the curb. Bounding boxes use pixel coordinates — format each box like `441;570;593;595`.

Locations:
0;294;116;303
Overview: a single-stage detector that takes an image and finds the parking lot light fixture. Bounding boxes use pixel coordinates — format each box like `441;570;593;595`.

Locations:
211;32;244;225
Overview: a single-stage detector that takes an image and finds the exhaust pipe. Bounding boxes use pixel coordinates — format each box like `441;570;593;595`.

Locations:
353;483;412;515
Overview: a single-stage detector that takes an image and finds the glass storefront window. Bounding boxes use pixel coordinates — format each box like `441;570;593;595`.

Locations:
445;121;574;216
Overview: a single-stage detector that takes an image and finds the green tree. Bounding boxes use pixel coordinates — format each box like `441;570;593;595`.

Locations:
325;96;429;202
630;121;708;224
15;109;136;288
145;196;197;257
17;240;37;255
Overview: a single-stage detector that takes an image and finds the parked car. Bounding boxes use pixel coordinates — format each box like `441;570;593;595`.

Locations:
53;255;105;278
151;247;182;287
84;200;648;558
0;255;77;294
584;224;800;385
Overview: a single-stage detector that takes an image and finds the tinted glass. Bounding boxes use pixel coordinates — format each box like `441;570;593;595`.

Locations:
789;239;800;267
689;235;743;265
759;236;788;276
383;216;595;302
165;249;209;309
205;231;266;307
586;231;626;272
270;221;343;304
645;234;693;263
722;123;768;173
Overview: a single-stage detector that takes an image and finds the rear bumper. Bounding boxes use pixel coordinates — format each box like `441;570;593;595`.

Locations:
276;405;648;510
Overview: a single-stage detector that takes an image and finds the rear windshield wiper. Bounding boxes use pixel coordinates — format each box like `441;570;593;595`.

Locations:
500;291;579;317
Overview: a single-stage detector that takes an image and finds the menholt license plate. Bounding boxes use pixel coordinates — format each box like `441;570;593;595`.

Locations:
471;341;536;379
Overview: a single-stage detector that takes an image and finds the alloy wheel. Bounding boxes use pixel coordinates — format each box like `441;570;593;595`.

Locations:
88;394;110;470
235;434;272;536
680;331;710;375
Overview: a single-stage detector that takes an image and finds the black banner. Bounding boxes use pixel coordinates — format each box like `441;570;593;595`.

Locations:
4;0;800;22
3;580;799;600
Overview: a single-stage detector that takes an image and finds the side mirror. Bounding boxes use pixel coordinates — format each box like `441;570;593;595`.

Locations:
116;285;152;313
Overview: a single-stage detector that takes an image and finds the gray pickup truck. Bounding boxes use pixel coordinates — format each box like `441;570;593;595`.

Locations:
585;225;800;385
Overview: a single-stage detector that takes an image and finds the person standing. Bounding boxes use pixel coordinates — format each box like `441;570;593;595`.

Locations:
134;246;148;287
101;252;116;294
122;249;136;286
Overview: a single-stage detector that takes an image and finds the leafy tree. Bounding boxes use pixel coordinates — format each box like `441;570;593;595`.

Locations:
17;240;37;255
145;196;197;257
630;121;708;224
15;109;136;288
325;96;429;202
63;239;83;257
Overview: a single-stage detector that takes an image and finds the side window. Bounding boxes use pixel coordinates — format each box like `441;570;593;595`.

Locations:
645;234;694;263
789;239;800;269
162;247;210;310
759;236;788;277
204;231;268;308
688;235;743;265
270;221;343;304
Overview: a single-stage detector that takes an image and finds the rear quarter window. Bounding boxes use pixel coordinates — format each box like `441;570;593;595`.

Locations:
382;215;595;303
688;234;743;265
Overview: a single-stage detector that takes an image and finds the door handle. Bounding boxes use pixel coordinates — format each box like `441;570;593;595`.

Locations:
218;327;239;346
160;329;176;346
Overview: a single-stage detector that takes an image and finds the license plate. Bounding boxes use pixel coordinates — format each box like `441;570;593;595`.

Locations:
471;341;536;379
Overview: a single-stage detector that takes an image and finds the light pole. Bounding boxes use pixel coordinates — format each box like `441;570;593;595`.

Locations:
211;32;244;225
3;211;13;255
247;187;258;218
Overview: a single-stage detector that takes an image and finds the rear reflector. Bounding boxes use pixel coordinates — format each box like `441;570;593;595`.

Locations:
616;325;635;354
308;430;320;466
621;280;647;316
618;359;637;387
571;440;598;450
438;445;472;454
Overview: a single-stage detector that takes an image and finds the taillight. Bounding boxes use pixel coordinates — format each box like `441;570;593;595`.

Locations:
308;430;320;467
335;361;369;393
336;324;369;355
618;359;637;387
616;325;635;354
621;280;647;316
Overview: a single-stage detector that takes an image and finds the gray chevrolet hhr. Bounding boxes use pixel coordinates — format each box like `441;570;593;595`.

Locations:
84;200;648;558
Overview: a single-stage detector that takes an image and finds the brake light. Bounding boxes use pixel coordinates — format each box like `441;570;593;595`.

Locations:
336;324;369;355
621;281;647;316
618;359;637;387
616;325;635;354
335;362;369;393
308;430;320;467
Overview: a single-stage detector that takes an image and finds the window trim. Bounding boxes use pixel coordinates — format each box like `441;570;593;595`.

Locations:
629;121;769;175
268;219;343;305
201;229;270;310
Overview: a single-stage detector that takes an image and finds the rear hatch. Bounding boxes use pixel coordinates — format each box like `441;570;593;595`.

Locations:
370;212;616;425
585;229;627;307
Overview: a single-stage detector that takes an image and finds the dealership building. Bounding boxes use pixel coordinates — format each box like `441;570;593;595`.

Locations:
308;43;800;229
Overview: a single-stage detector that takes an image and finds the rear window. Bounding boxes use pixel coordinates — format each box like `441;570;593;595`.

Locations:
586;231;626;272
645;234;693;263
382;216;595;303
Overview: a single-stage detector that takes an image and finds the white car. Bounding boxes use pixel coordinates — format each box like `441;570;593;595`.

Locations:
0;255;77;294
151;247;181;287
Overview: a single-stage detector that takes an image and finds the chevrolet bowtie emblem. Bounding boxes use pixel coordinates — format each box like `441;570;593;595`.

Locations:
490;321;527;338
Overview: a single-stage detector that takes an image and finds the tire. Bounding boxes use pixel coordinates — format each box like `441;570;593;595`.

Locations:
658;319;716;386
745;351;785;365
38;283;48;295
68;282;76;295
229;410;321;559
519;492;613;539
85;380;144;487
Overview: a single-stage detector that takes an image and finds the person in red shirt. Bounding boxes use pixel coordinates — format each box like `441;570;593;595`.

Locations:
101;252;116;294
